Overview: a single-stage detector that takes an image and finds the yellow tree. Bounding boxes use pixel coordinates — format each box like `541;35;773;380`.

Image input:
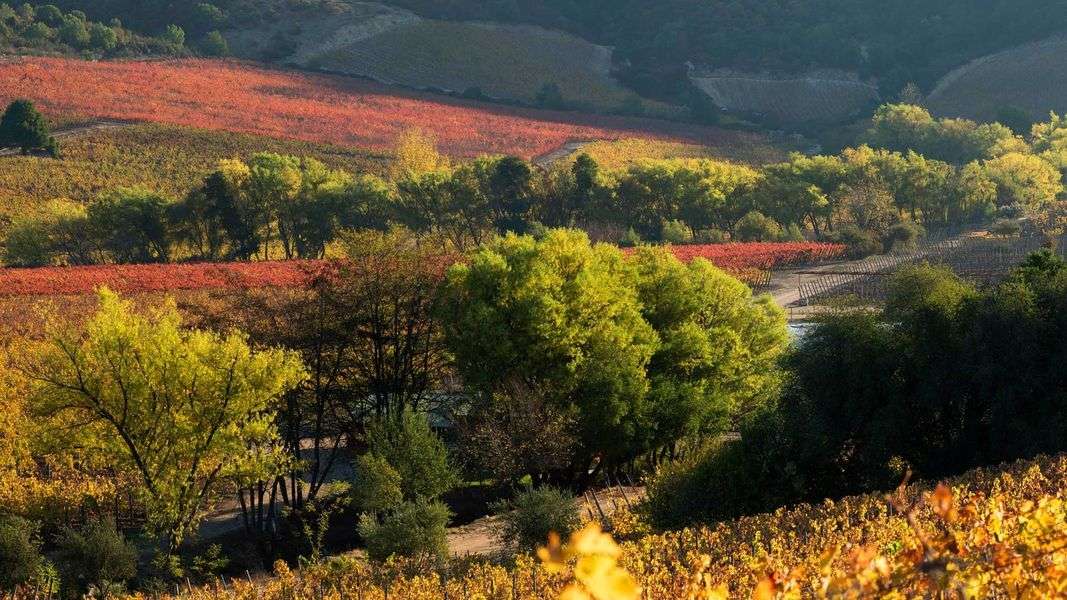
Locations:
14;289;306;550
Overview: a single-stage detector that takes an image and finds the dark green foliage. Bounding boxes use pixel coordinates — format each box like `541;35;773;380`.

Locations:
734;211;782;242
883;221;926;252
535;82;565;110
0;515;43;591
199;29;227;56
0;99;58;157
87;188;173;263
828;224;882;258
54;519;138;599
357;499;451;561
492;486;580;550
351;454;404;514
365;412;457;502
649;256;1067;526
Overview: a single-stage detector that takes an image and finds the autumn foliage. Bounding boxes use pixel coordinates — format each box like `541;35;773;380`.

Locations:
0;260;318;296
0;58;755;159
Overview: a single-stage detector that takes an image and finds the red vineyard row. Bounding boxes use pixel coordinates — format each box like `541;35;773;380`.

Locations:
0;243;845;297
0;57;753;159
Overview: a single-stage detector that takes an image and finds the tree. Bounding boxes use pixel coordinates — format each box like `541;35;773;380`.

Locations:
87;188;173;263
199;30;228;56
0;100;58;156
161;24;184;47
58;14;89;47
88;22;117;51
442;230;787;483
983;152;1064;209
0;516;42;591
365;412;457;502
17;289;306;550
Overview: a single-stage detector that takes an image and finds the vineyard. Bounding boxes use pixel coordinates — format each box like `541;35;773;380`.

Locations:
0;58;762;160
306;20;652;114
570;138;786;170
115;453;1067;599
690;71;880;124
0;261;318;297
799;232;1060;304
0;123;385;225
927;34;1067;122
0;243;846;298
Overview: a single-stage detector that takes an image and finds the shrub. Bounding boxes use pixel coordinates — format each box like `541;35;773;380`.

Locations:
693;228;730;243
492;486;580;551
618;227;642;247
997;203;1026;219
660;219;693;244
734;211;783;242
779;222;805;242
0;516;43;591
365;412;457;502
883;221;926;252
358;500;451;561
990;219;1022;237
828;224;882;258
2;218;53;267
88;23;118;51
161;24;185;47
352;454;404;514
199;31;229;56
54;519;138;599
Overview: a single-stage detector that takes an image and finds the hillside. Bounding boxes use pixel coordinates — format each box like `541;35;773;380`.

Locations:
0;57;772;160
224;1;659;115
690;69;880;126
0;123;386;226
927;34;1067;123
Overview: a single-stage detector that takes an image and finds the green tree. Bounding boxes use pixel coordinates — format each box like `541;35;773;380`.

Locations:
352;454;404;514
87;188;173;263
17;289;306;550
199;30;228;56
88;22;118;51
54;519;137;599
0;515;42;591
161;24;184;47
58;14;89;47
0;99;58;156
983;152;1064;209
365;412;457;501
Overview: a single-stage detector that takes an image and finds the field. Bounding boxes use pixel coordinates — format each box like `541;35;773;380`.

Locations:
0;243;845;298
128;452;1067;599
0;57;766;160
690;70;880;125
570;138;787;170
927;34;1067;122
0;123;386;226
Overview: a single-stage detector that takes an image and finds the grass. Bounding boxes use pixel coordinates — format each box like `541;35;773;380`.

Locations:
0;123;387;226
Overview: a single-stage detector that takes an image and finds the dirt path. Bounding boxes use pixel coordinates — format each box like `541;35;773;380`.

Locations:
532;140;590;168
0;119;131;156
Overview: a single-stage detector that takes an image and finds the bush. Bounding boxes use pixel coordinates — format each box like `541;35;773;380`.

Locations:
199;30;229;56
779;222;806;242
734;211;783;242
997;203;1026;220
0;516;43;591
2;218;53;267
828;225;882;258
352;454;404;514
693;228;730;244
365;412;457;502
492;486;580;550
883;221;926;252
990;219;1022;237
358;500;451;561
660;219;693;244
618;227;642;247
54;519;138;599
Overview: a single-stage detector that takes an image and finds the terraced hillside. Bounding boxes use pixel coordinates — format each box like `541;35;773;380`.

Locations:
691;69;880;125
927;34;1067;122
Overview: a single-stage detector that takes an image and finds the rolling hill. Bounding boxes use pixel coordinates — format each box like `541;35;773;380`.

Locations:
224;1;658;114
0;57;770;160
926;34;1067;122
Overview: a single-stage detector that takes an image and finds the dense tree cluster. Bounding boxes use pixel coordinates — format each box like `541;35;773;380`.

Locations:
13;106;1066;268
0;2;183;55
647;253;1067;527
